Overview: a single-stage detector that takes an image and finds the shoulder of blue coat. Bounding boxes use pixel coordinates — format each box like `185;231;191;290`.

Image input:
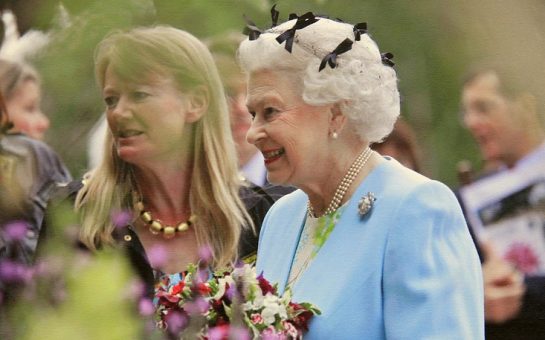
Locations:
266;188;307;213
380;159;455;197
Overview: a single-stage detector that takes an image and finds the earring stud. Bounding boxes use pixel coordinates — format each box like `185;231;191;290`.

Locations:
332;132;338;139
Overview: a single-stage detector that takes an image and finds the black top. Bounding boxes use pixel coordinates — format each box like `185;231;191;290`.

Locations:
38;180;279;298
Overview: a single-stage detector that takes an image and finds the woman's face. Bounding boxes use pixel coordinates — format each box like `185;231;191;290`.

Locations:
103;66;191;166
7;80;49;140
246;69;332;186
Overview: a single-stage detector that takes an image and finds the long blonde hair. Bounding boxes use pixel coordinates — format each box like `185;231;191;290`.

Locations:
77;26;253;268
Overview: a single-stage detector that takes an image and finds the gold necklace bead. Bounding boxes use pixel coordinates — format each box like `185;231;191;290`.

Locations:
150;220;163;232
134;195;195;239
163;226;176;238
177;222;189;232
141;211;153;223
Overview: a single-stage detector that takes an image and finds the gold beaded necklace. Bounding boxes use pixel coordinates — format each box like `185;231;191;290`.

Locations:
307;146;373;218
134;199;196;239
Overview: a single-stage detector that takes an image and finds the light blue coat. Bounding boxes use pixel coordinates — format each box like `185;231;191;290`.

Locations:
256;158;484;339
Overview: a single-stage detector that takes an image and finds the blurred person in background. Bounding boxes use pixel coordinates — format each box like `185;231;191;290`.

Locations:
459;67;545;339
239;11;483;338
38;26;274;302
206;32;267;187
371;118;422;172
0;60;49;140
0;86;71;264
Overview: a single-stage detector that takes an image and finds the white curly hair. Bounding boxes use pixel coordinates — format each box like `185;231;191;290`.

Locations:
237;16;400;143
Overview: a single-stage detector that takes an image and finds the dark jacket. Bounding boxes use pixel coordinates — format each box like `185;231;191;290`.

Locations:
38;180;278;297
0;133;72;264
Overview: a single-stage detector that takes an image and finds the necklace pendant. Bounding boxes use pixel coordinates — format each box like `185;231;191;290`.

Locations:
358;192;376;217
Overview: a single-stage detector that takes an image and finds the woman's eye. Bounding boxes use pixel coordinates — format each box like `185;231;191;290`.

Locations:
104;96;118;108
263;107;278;117
131;91;149;101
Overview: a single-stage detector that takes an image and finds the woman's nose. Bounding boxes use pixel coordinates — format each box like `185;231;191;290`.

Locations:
110;96;132;119
246;119;265;146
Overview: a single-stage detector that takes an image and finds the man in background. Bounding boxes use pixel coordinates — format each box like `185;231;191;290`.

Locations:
459;67;545;339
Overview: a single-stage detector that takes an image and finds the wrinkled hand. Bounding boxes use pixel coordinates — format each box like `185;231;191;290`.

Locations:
481;242;526;324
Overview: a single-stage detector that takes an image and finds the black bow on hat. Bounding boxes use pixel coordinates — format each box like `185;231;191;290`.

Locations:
319;38;354;71
276;12;319;53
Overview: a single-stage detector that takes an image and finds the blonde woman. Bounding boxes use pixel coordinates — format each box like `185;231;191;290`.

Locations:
39;26;274;295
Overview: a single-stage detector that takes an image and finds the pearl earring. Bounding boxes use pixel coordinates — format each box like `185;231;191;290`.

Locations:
332;131;338;139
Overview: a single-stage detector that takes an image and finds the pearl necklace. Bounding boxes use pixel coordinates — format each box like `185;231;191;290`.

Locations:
134;200;196;239
307;147;373;218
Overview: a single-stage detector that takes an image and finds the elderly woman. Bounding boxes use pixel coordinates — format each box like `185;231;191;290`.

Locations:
39;26;273;298
239;13;484;339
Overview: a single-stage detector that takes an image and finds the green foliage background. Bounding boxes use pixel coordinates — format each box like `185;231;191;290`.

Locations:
25;0;545;186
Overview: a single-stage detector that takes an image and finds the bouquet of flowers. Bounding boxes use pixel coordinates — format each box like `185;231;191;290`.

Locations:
154;263;320;339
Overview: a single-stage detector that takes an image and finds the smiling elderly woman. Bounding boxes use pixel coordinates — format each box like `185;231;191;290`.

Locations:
238;11;484;339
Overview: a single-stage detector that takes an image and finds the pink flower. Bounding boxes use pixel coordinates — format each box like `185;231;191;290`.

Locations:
250;313;264;324
282;320;299;338
504;242;540;274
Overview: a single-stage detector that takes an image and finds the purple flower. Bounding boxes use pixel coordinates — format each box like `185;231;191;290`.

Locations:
229;326;251;340
198;244;213;264
147;245;168;268
139;298;155;316
262;326;287;340
225;283;237;300
111;210;132;228
184;296;209;315
207;325;230;340
196;268;209;284
165;310;188;334
3;221;28;241
127;279;145;299
0;260;31;283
